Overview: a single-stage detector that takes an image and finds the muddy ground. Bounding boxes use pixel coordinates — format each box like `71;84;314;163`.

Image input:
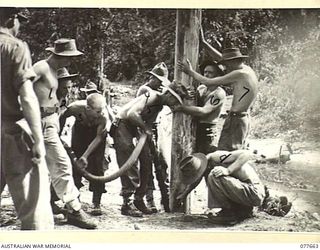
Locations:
1;81;320;232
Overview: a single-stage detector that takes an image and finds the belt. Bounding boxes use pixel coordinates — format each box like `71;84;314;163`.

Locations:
229;111;248;117
40;106;59;118
198;122;217;127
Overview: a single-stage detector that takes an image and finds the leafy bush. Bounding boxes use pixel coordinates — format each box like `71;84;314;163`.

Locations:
15;8;320;140
251;25;320;141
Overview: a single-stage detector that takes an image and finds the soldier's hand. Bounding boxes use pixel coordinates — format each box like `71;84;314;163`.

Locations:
145;129;153;137
157;85;164;93
77;157;88;170
31;142;46;165
177;59;192;74
212;166;230;177
171;105;183;112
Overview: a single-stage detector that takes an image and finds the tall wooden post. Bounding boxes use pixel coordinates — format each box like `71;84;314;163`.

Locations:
170;9;202;212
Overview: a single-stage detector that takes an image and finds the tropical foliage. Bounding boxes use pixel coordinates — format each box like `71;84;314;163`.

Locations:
17;8;320;139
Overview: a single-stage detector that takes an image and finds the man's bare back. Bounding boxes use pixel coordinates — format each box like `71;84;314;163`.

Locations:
64;100;106;128
33;60;59;108
118;90;161;120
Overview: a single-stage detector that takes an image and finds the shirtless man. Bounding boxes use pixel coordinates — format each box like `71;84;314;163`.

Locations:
33;38;96;229
206;149;265;224
59;93;109;216
178;47;258;151
110;65;188;217
193;30;287;160
135;62;171;213
174;61;226;154
177;149;265;225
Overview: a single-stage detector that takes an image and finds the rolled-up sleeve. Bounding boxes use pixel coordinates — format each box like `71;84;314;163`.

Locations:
12;41;36;92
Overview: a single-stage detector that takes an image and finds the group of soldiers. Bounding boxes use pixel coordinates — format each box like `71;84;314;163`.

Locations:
1;8;291;230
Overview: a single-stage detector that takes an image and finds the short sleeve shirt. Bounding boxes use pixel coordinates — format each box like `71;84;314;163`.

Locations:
1;31;36;122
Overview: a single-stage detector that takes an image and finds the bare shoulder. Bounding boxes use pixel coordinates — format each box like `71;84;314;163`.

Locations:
240;65;257;78
33;60;49;75
207;150;234;165
215;87;226;98
68;100;86;113
230;68;247;78
137;85;153;97
207;149;250;164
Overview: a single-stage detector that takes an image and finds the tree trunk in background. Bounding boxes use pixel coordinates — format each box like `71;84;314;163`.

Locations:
100;45;104;80
169;9;201;213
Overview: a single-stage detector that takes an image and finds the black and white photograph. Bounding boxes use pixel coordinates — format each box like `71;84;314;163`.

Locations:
0;3;320;237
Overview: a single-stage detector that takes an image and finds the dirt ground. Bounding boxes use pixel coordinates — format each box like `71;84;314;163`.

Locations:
1;81;320;232
1;141;320;232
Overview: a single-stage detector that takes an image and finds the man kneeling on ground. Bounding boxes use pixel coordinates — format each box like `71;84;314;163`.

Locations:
178;150;265;225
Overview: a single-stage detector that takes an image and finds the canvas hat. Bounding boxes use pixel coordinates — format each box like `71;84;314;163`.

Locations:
179;153;208;185
57;67;78;80
146;62;171;87
46;38;83;57
147;62;184;104
176;153;208;200
0;7;29;22
219;48;248;62
80;81;101;93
